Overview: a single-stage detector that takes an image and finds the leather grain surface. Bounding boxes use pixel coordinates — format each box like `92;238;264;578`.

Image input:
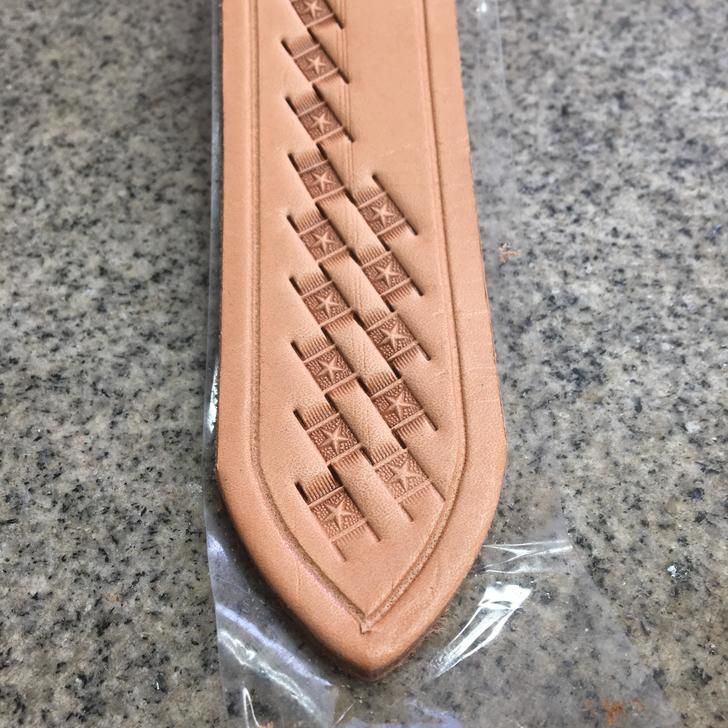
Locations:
217;0;507;676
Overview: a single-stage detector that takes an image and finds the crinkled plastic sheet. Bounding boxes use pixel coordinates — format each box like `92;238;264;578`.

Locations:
203;1;678;725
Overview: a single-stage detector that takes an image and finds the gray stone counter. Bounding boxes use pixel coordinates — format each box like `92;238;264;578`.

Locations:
1;0;725;725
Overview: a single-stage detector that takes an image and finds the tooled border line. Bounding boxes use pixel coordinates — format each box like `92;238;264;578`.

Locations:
247;0;470;627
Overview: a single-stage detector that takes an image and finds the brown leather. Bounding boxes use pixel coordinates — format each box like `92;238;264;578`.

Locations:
217;0;507;677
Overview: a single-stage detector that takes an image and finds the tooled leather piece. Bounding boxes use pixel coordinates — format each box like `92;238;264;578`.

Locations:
217;0;507;676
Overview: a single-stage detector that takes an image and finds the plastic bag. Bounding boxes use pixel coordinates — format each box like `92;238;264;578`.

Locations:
202;1;678;725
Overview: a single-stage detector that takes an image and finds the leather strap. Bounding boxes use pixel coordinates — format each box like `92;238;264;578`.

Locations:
217;0;506;676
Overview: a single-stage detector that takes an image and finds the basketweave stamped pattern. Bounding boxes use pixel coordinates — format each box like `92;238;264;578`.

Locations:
281;0;447;558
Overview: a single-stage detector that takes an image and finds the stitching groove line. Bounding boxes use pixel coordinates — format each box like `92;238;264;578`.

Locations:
238;0;477;631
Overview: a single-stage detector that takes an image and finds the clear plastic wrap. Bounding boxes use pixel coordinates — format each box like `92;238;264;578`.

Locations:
202;1;678;725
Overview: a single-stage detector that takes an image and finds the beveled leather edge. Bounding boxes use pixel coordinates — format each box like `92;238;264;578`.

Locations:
216;0;507;676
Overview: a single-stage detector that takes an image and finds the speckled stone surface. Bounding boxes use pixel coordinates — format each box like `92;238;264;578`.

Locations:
488;2;727;726
1;0;725;726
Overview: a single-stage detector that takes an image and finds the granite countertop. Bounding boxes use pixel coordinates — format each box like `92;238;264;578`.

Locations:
1;0;725;726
